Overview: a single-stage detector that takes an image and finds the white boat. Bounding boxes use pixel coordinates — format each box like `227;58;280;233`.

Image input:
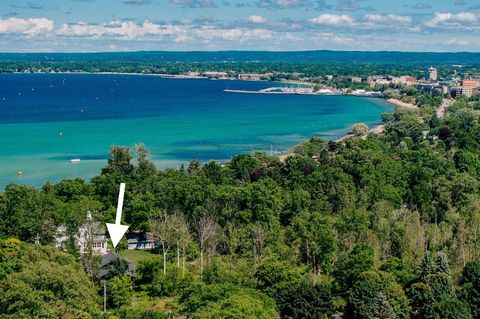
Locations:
70;158;81;163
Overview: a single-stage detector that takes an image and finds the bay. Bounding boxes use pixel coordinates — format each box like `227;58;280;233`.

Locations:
0;73;393;188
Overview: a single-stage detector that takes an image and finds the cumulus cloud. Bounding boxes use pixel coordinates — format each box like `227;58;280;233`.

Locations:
363;14;412;26
446;38;469;45
196;26;273;41
413;3;432;10
425;12;478;28
0;17;54;36
169;0;216;8
248;15;266;23
257;0;311;10
55;19;274;43
309;14;355;26
57;20;186;40
122;0;153;5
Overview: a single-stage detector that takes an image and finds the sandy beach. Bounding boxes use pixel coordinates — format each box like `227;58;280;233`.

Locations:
387;98;418;109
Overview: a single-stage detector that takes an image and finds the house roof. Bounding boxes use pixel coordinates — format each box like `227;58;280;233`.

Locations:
98;252;135;279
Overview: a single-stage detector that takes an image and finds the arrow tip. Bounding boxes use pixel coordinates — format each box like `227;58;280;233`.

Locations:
106;223;129;248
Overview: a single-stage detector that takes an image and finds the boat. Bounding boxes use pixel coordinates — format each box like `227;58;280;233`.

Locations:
70;158;81;163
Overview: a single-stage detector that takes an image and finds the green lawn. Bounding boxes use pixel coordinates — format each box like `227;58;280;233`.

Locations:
118;249;160;268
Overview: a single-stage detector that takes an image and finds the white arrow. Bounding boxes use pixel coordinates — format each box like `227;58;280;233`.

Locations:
106;183;129;248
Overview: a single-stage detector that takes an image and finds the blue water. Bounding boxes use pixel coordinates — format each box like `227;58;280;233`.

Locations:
0;73;393;188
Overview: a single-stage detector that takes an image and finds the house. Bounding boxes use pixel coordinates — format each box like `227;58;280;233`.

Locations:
127;232;157;250
351;76;362;83
97;251;136;280
55;211;108;256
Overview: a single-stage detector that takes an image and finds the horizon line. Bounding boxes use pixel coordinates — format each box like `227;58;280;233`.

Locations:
1;49;480;54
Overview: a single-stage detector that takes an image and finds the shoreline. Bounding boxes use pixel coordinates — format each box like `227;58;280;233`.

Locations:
387;98;418;110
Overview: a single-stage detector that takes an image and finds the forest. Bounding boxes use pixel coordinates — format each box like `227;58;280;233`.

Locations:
2;98;480;318
0;60;479;81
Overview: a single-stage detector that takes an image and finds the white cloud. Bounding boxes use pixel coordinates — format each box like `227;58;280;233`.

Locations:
248;15;266;24
56;20;273;43
0;17;54;36
257;0;311;10
446;38;470;46
363;14;412;26
196;26;273;42
57;21;186;40
309;14;355;26
425;12;478;28
169;0;216;8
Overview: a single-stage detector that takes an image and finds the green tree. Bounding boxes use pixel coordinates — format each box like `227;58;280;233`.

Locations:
335;244;375;291
277;282;335;319
0;241;100;318
106;276;133;309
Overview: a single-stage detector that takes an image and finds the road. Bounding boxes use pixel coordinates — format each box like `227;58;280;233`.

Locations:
437;98;452;118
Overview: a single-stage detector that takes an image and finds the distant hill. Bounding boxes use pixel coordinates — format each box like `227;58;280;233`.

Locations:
0;51;479;65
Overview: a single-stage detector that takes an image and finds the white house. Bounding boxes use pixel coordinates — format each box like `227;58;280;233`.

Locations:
55;211;108;256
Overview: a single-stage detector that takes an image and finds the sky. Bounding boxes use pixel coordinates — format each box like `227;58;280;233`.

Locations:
0;0;479;52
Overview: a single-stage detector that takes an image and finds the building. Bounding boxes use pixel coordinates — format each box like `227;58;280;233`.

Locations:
369;78;391;88
127;233;157;250
238;73;272;81
98;252;136;280
351;76;362;83
391;76;416;85
425;67;438;82
461;80;478;88
55;211;108;256
451;86;479;98
202;71;229;79
417;83;441;94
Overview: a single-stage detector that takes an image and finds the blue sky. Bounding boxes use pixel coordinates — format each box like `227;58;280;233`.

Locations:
0;0;479;52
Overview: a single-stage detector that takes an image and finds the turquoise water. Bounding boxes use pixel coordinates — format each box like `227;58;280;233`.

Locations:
0;73;393;188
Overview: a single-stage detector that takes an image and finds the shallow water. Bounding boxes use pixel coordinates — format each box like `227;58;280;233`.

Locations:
0;73;393;188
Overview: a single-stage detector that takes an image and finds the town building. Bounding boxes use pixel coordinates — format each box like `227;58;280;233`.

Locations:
425;67;438;82
202;71;229;79
391;76;416;85
238;73;272;81
451;86;479;98
417;83;441;94
55;211;108;256
351;76;362;83
461;80;478;88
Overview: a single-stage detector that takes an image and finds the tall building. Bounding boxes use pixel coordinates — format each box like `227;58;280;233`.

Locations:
425;67;438;82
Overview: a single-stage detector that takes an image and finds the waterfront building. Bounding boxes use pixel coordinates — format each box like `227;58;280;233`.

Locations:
203;71;229;79
351;76;362;83
238;73;272;81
